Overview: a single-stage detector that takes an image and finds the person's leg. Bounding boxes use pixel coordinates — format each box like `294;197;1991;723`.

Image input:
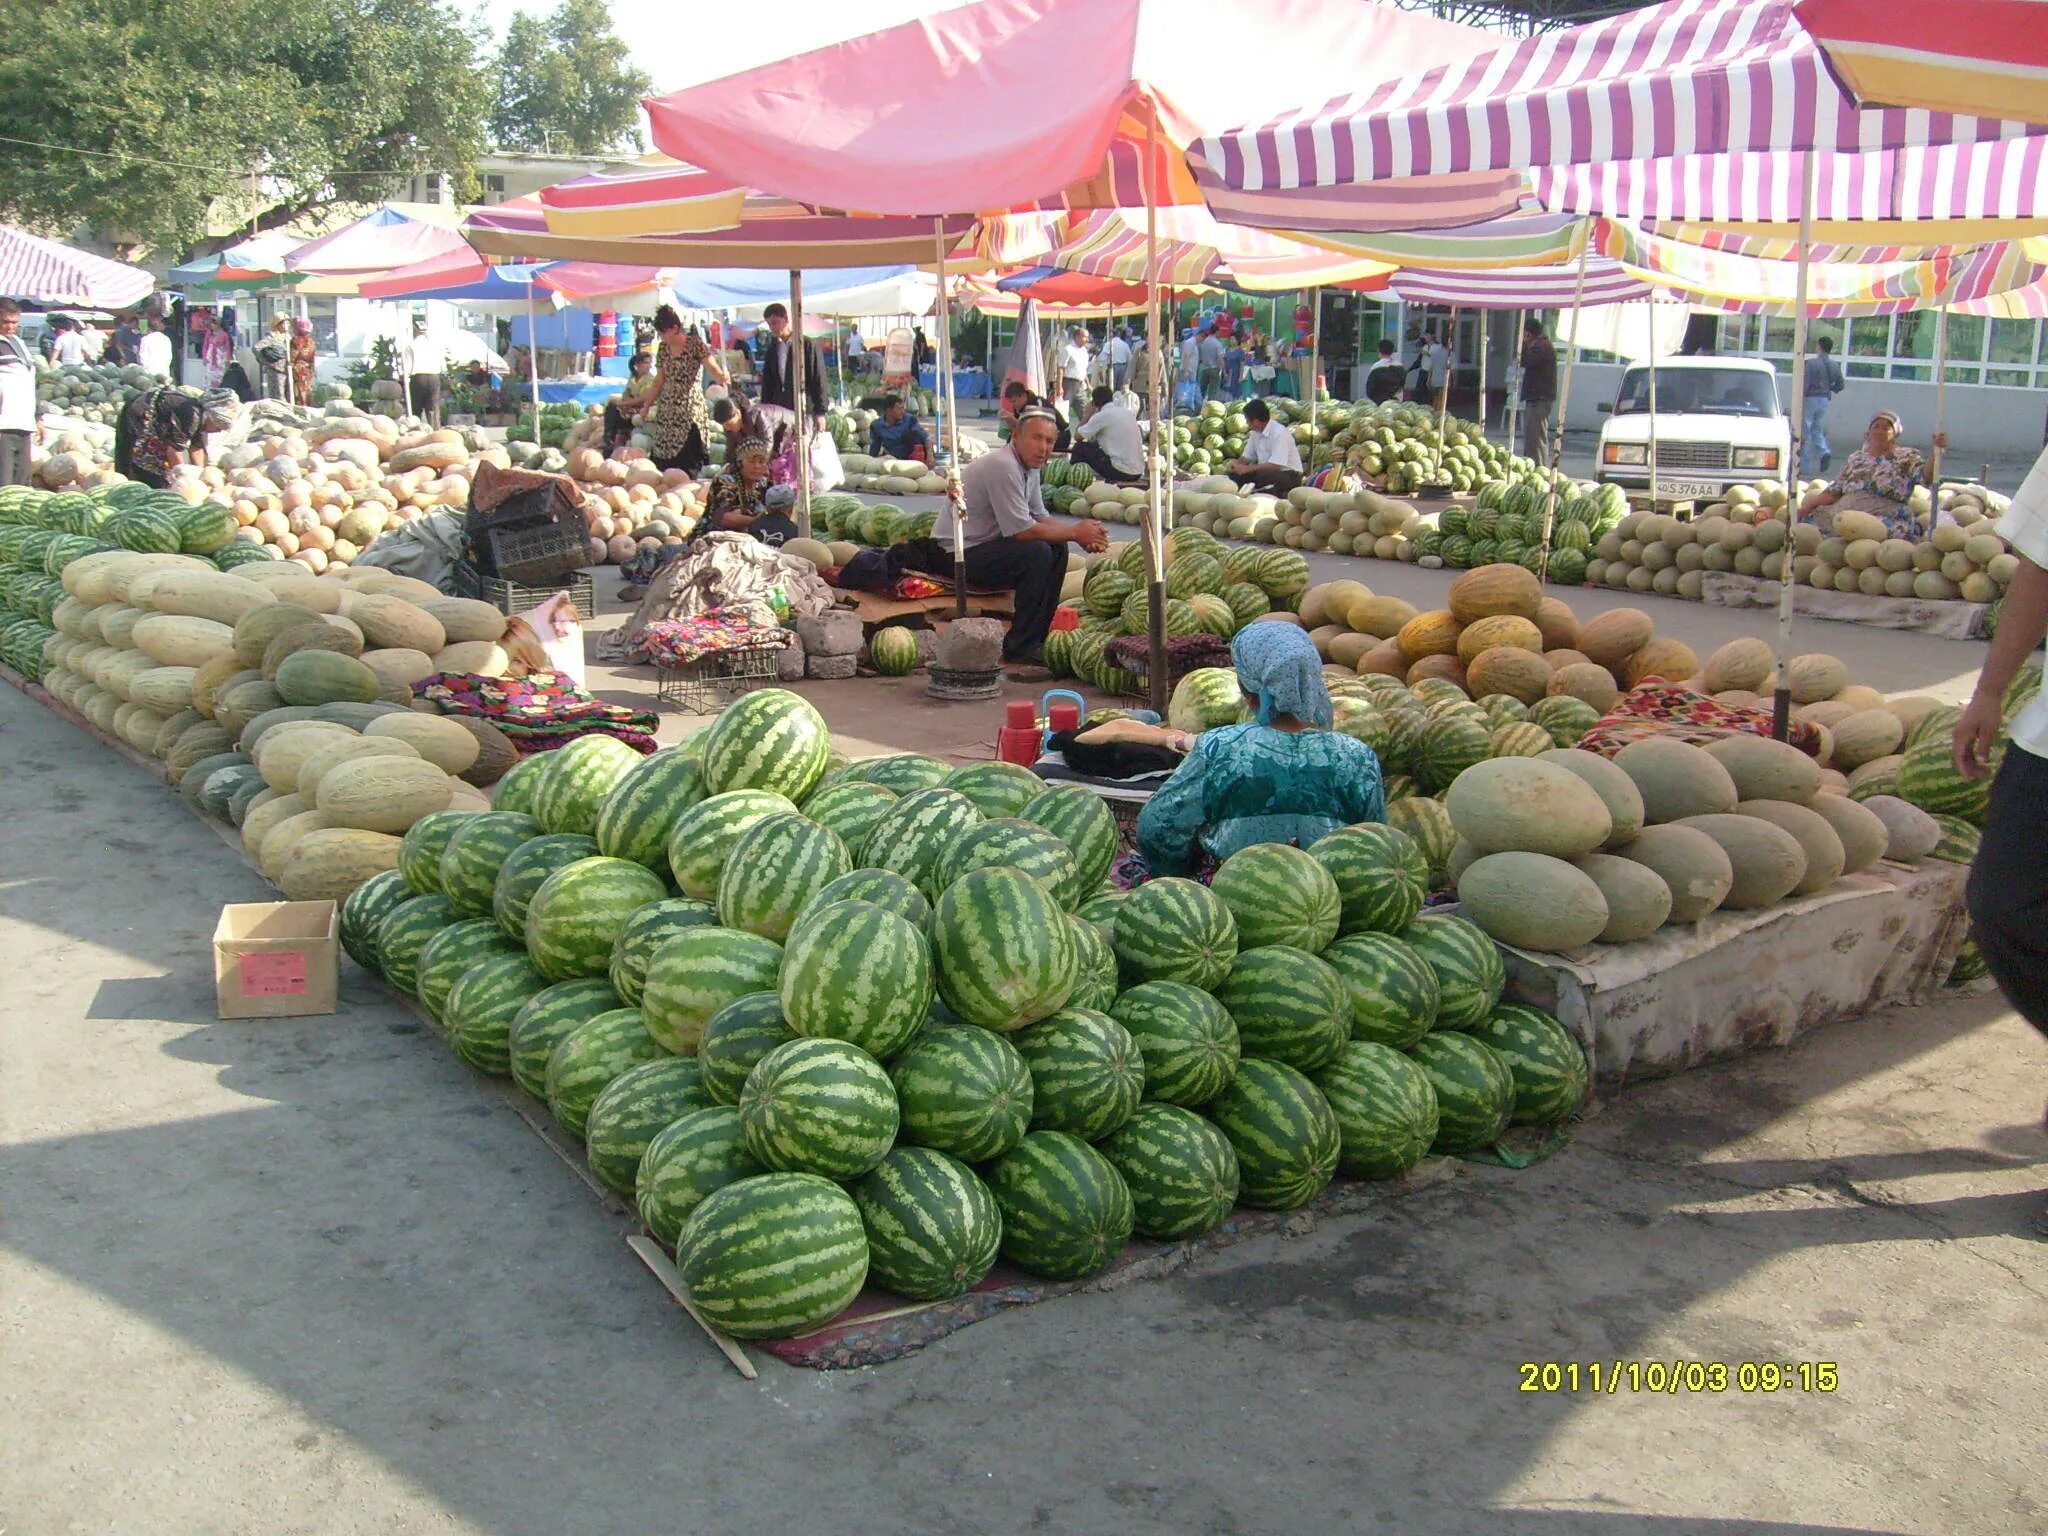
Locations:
0;430;27;487
1238;467;1304;496
1070;440;1119;483
1966;747;2048;1034
425;374;442;428
1801;394;1828;475
1523;402;1551;464
962;536;1061;661
602;402;628;449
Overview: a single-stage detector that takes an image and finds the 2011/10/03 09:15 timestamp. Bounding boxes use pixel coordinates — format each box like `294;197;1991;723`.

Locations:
1518;1361;1840;1394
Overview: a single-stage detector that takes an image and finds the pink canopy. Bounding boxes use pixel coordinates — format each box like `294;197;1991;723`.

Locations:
1795;0;2048;127
286;205;474;278
0;226;152;308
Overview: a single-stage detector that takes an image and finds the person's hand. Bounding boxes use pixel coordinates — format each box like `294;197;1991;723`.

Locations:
1075;519;1109;552
1932;431;1950;451
1953;691;2003;781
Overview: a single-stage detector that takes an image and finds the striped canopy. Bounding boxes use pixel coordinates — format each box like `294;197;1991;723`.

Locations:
1387;261;1652;310
0;226;152;308
1795;0;2048;127
1291;211;1588;272
539;162;750;238
466;195;980;270
994;205;1393;293
286;204;474;277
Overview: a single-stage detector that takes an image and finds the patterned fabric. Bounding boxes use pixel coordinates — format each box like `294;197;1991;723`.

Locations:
698;464;770;536
412;671;658;755
639;608;789;667
289;334;316;407
1576;681;1824;760
650;332;710;461
1829;445;1926;523
1104;633;1233;691
1135;723;1386;879
115;386;207;485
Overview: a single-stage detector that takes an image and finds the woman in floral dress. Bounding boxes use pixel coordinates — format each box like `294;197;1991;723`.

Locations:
1800;410;1950;539
645;303;729;477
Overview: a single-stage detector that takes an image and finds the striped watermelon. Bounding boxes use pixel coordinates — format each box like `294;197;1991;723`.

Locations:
398;810;475;895
490;753;551;816
640;927;785;1055
340;869;413;971
593;748;706;878
531;735;644;836
1415;715;1492;795
1075;889;1126;941
1407;1032;1515;1154
1314;1041;1440;1179
716;813;852;940
1209;843;1342;953
1212;945;1349;1073
1021;784;1120;897
1926;812;1982;865
1385;798;1457;887
524;856;669;982
109;508;181;553
608;897;719;1006
738;1037;900;1179
845;754;951;794
1112;877;1238;990
508;978;623;1099
1310;823;1429;935
941;761;1043;819
936;818;1081;908
868;625;920;676
701;689;832;803
780;899;934;1060
1460;1004;1588;1125
416;919;525;1029
1949;935;1989;985
889;1023;1035;1162
864;787;984;900
545;1007;668;1140
675;1172;868;1338
932;867;1078;1032
583;1056;716;1192
985;1131;1133;1280
1097;1102;1239;1240
795;868;930;930
1528;695;1599;748
437;812;543;919
490;833;600;942
1013;1007;1146;1140
636;1106;766;1246
665;789;797;901
698;992;800;1106
1066;915;1120;1012
1489;721;1554;759
1202;1057;1339;1210
1108;981;1240;1108
372;894;458;996
443;951;549;1075
175;502;237;555
1896;735;1992;825
1400;912;1504;1031
799;781;899;863
1320;933;1440;1049
850;1146;1002;1301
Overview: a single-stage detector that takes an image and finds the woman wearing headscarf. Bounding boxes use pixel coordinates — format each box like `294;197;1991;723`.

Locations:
198;312;231;389
113;387;239;489
1799;409;1949;540
289;320;317;407
645;303;730;477
1129;622;1386;880
695;433;776;539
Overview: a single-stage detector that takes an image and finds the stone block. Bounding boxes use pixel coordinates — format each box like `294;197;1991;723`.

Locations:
796;610;864;657
805;652;860;680
935;617;1006;673
775;632;807;682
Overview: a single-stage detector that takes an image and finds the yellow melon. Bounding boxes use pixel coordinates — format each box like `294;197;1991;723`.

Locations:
1395;609;1461;661
1465;646;1552;705
1577;608;1655;670
1447;563;1542;624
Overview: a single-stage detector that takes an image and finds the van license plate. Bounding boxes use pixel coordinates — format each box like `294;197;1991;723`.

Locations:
1657;479;1722;499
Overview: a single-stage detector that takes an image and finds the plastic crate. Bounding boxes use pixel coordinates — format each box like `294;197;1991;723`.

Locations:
655;645;783;714
481;520;589;586
452;560;595;620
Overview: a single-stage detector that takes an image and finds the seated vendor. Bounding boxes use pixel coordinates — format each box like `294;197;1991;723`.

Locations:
1124;623;1386;880
1799;409;1950;539
1228;398;1304;496
696;433;776;539
866;394;931;462
1071;385;1146;485
603;350;657;453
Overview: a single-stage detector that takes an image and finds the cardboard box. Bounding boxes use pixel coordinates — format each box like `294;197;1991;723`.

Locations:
212;901;339;1019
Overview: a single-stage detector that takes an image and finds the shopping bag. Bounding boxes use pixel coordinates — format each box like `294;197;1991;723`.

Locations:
809;432;845;494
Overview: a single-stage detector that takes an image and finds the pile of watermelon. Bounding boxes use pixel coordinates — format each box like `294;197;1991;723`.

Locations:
338;686;1587;1340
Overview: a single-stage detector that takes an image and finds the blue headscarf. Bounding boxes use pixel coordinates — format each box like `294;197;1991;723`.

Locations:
1230;621;1331;729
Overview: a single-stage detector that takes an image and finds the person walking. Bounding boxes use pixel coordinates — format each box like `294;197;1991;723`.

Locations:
51;316;88;367
757;301;827;431
646;303;730;477
1058;327;1091;414
1105;328;1132;392
289;320;316;408
1520;319;1558;464
1802;335;1847;474
400;319;446;425
137;315;173;379
1198;325;1225;399
0;299;38;488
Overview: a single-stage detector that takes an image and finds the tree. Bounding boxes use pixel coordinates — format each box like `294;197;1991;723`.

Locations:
0;0;492;253
489;0;651;157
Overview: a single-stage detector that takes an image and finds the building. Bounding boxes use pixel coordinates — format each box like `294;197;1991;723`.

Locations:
401;150;643;209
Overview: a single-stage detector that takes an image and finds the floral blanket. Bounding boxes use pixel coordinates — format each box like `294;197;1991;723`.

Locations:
1577;680;1824;759
639;608;791;668
413;671;659;755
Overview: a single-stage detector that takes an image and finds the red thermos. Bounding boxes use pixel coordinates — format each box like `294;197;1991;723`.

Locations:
996;700;1041;767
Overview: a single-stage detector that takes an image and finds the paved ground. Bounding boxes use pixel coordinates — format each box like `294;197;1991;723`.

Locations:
3;681;2044;1536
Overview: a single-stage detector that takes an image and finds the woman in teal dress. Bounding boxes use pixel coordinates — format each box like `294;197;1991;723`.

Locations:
1131;622;1385;880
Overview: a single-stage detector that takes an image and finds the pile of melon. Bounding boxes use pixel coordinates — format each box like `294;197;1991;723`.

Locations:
1171;480;1428;554
837;454;949;497
36;550;523;903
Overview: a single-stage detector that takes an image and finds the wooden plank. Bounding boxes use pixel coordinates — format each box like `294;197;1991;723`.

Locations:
627;1234;759;1380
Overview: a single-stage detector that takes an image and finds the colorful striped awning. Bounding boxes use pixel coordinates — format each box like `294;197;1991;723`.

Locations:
0;225;153;308
466;196;981;270
1002;206;1394;292
1387;261;1653;310
1795;0;2048;127
1289;211;1587;273
538;162;749;238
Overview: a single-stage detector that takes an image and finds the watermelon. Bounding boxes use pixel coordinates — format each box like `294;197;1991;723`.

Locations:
1065;915;1120;1013
490;753;550;816
1209;843;1342;953
640;927;785;1055
437;812;543;919
701;688;832;803
416;919;525;1029
1407;1031;1515;1154
849;1147;1001;1301
1399;912;1504;1032
443;950;549;1075
524;856;669;982
795;867;930;930
1012;1007;1146;1141
889;1023;1035;1162
985;1131;1132;1280
675;1171;869;1337
738;1037;900;1179
1113;877;1239;991
373;893;458;997
593;748;706;878
716;813;852;940
1459;1003;1588;1125
799;781;898;863
531;734;644;836
175;501;237;555
937;818;1081;909
1074;888;1125;941
339;868;413;972
1415;716;1492;794
1310;823;1429;935
1384;798;1457;887
1321;933;1440;1049
1926;812;1982;865
397;810;474;895
1949;935;1989;985
931;867;1078;1031
583;1056;716;1192
545;1007;668;1140
507;978;622;1099
607;897;719;1006
941;761;1044;819
664;789;796;901
864;787;984;900
1097;1102;1239;1240
1896;735;1992;825
1202;1058;1339;1210
698;992;800;1107
1211;945;1349;1073
1020;784;1120;898
636;1105;766;1246
846;754;951;795
490;833;600;942
780;899;934;1060
868;626;920;677
1108;981;1240;1108
1313;1041;1440;1179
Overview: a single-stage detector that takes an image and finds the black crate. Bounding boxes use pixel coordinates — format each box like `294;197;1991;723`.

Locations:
452;559;595;620
481;520;589;586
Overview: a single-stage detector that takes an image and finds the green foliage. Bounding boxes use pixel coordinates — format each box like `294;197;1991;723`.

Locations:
490;0;652;156
344;335;401;401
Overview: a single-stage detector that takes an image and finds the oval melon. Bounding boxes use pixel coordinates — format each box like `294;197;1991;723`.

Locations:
1614;824;1734;922
1455;614;1543;664
1804;793;1889;876
232;603;323;669
364;712;482;775
254;722;357;792
1736;800;1844;895
1577;609;1654;670
1532;598;1581;652
278;828;404;902
1455;852;1609;952
1613;737;1740;824
1675;814;1807;909
359;648;437;705
295;735;423;799
1701;637;1775;694
315;757;455;833
342;592;446;654
1861;794;1940;863
1624;638;1699;688
1535;748;1645;848
130;614;236;669
1828;709;1903;770
1405;654;1468;690
1574;854;1672;943
1787;653;1848;704
1396;610;1460;661
1444;757;1613;858
1464;647;1551;705
1448;563;1541;624
1701;735;1823;803
274;650;382;707
259;808;336;881
1346;594;1419;639
417;596;507;646
1546;662;1620;714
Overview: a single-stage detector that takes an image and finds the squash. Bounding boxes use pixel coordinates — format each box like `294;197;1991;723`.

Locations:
1701;735;1823;803
130;614;237;669
363;711;483;774
295;735;423;800
259;808;336;880
1455;851;1609;951
1736;800;1845;895
1860;794;1941;863
1464;647;1551;705
1534;748;1645;848
1574;854;1673;942
1786;653;1848;704
342;592;446;654
1675;814;1808;909
1447;563;1541;624
1613;737;1740;823
1576;608;1655;671
1803;792;1889;876
254;722;358;792
277;828;405;902
1455;614;1543;664
1614;825;1734;922
1444;756;1614;857
315;756;455;833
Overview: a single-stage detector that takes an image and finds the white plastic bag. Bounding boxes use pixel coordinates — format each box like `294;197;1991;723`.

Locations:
809;431;845;494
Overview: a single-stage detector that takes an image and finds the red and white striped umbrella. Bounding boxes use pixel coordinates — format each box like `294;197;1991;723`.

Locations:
0;225;153;308
1795;0;2048;127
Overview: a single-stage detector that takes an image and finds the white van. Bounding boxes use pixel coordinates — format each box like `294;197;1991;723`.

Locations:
1595;356;1792;503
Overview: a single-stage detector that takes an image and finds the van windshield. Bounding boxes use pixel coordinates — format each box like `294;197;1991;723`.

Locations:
1614;366;1779;418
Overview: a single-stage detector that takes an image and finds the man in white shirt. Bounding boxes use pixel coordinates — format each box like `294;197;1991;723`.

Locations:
1104;329;1132;392
0;299;39;486
52;318;88;367
1424;332;1451;407
1228;398;1304;494
1058;328;1091;414
137;316;173;378
400;319;447;426
1072;385;1145;484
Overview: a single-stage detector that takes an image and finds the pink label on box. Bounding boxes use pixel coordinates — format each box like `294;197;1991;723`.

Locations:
240;950;309;996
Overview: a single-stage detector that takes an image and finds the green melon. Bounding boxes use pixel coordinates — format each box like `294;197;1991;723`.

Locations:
716;813;852;941
607;897;719;1007
593;747;706;879
1112;876;1238;990
397;809;475;895
1012;1007;1146;1141
640;926;784;1055
636;1106;766;1246
544;1007;667;1140
1211;945;1350;1073
868;626;921;677
674;1172;869;1339
700;688;832;803
697;992;800;1107
931;866;1078;1032
1209;843;1342;953
1065;914;1120;1013
849;1147;1001;1301
1459;1003;1588;1125
372;893;458;997
1314;1040;1440;1179
1310;822;1430;935
416;918;524;1030
794;867;930;930
1319;932;1439;1049
664;789;799;901
1399;912;1505;1031
339;868;413;972
1020;784;1120;898
1202;1057;1339;1210
864;787;984;901
984;1131;1133;1281
799;781;899;863
1407;1031;1515;1154
443;950;549;1075
507;978;623;1099
523;856;668;983
1097;1102;1240;1240
940;761;1044;819
437;812;543;919
530;734;644;837
583;1056;717;1193
1108;980;1240;1108
490;833;599;942
738;1037;900;1179
780;899;934;1060
889;1023;1035;1163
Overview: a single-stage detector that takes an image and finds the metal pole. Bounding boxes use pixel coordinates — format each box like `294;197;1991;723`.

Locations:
1433;303;1458;481
1537;237;1593;580
1508;306;1526;455
1930;291;1951;490
1305;288;1322;478
790;270;812;541
934;222;968;620
524;288;542;428
1476;308;1489;440
1145;113;1169;716
1772;149;1819;743
1646;301;1661;511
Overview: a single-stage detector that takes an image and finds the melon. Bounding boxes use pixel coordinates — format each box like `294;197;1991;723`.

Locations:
1573;854;1672;942
314;756;455;833
1447;563;1541;624
1736;800;1844;895
364;713;482;775
1455;853;1609;952
1701;735;1823;803
1861;794;1941;863
1546;662;1621;714
1533;748;1644;848
1455;614;1543;664
1624;639;1699;688
295;735;422;799
1464;647;1551;705
1577;609;1654;671
1701;638;1774;694
1828;709;1904;770
277;828;405;902
1532;597;1580;652
1613;738;1740;824
1613;825;1733;922
1786;653;1848;704
1443;757;1613;857
1675;815;1807;909
1346;594;1419;639
1395;610;1460;661
343;592;446;654
359;648;437;703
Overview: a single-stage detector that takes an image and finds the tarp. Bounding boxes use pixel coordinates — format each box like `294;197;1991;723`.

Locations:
358;258;551;302
538;161;749;238
0;226;152;308
287;204;474;277
466;195;977;269
1003;205;1392;293
1794;0;2048;127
